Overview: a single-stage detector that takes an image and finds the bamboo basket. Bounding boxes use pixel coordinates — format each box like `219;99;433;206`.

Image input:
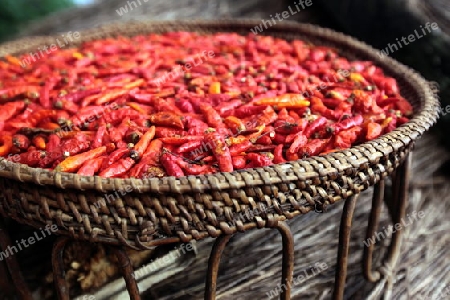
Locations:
0;20;440;252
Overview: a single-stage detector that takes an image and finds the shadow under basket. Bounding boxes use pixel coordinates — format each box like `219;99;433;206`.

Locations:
0;20;440;300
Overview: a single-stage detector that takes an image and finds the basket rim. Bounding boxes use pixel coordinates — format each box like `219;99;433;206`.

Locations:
0;19;440;193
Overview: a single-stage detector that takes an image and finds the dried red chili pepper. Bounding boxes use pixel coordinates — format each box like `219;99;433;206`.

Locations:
54;100;79;114
254;94;310;108
232;155;247;169
394;98;413;116
155;127;186;138
142;139;163;162
60;87;102;104
77;156;105;176
310;97;338;120
0;86;40;99
99;157;135;178
229;140;253;156
0;101;26;122
334;127;363;149
56;146;107;173
287;133;307;154
160;152;185;177
199;103;226;130
304;117;328;138
160;135;204;145
234;105;266;119
273;144;287;164
11;150;45;167
246;152;273;168
46;134;61;153
204;131;233;172
12;134;30;151
134;126;156;156
224;116;246;133
328;115;363;135
175;140;204;154
366;122;382;140
299;139;328;157
92;124;108;149
40;77;60;108
149;112;184;129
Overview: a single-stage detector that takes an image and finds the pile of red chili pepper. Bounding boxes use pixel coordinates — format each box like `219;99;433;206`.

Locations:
0;32;413;178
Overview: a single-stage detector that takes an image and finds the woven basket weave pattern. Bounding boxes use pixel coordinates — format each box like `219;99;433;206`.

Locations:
0;21;439;249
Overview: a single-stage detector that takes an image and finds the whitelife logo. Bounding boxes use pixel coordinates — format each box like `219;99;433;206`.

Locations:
0;224;58;261
250;0;313;34
116;0;149;16
362;210;425;247
378;22;439;58
132;242;195;278
266;262;328;299
20;31;81;67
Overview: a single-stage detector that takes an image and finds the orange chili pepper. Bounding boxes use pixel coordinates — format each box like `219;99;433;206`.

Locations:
209;82;221;94
56;146;107;173
142;139;163;164
5;55;23;67
95;89;130;105
248;125;266;143
224;116;246;133
226;135;248;146
41;122;61;130
0;135;13;156
32;135;47;150
134;126;156;156
366;122;382;140
149;112;184;129
126;102;152;114
254;94;310;108
381;117;393;129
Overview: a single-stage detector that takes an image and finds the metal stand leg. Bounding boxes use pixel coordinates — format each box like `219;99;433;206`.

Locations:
332;193;360;300
362;153;412;297
204;221;294;300
52;237;71;300
363;180;384;283
276;221;295;300
0;219;33;300
382;153;411;297
204;234;233;300
112;248;141;300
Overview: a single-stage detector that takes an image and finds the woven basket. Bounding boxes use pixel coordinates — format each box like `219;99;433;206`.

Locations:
0;20;440;250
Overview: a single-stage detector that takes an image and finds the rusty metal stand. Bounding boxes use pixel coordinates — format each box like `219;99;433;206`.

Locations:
332;193;360;300
362;153;411;299
0;153;411;300
331;153;411;300
205;220;294;300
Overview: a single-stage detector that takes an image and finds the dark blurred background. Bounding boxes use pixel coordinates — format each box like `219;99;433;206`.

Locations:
0;0;75;42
